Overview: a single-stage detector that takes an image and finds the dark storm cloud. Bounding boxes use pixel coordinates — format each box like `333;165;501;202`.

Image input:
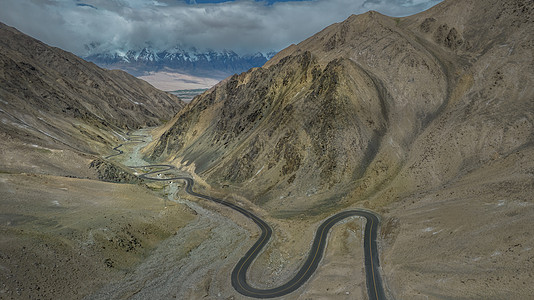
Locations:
77;3;98;9
0;0;443;56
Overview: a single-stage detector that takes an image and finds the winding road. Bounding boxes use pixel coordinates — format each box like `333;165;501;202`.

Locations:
107;138;386;299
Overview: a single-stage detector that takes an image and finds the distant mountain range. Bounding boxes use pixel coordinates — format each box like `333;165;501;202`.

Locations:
85;48;277;79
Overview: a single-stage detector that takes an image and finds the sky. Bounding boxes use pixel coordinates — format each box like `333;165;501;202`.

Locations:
0;0;443;56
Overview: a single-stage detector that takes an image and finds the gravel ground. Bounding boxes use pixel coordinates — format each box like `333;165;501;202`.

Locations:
85;129;372;300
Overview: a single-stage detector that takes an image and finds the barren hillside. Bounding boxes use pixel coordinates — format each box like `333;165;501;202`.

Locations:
0;23;195;299
0;22;184;155
146;0;534;297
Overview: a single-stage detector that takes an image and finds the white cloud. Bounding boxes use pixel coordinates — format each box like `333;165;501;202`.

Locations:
0;0;443;55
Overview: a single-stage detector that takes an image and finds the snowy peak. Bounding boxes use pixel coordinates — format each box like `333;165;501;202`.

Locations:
85;47;277;78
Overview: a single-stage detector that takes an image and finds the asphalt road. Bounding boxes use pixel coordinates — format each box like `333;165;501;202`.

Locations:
107;140;386;299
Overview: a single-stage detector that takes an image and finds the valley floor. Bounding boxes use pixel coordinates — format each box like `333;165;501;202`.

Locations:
0;129;370;299
2;128;533;299
86;129;371;299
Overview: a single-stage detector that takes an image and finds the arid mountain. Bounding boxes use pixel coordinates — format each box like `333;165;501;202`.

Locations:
0;22;184;155
148;0;532;212
146;0;533;297
0;23;198;300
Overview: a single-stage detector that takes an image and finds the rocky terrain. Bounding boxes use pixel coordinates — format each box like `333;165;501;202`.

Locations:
0;22;184;155
145;0;534;298
0;171;196;299
1;0;533;299
0;22;197;299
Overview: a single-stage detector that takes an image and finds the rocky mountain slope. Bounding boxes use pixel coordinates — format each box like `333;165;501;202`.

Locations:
0;22;184;155
148;0;533;214
0;23;197;299
146;0;533;297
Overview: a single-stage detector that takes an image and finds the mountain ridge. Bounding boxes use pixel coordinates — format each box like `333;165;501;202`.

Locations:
85;47;276;79
146;8;453;214
0;21;184;154
144;1;534;296
0;0;532;298
148;0;533;211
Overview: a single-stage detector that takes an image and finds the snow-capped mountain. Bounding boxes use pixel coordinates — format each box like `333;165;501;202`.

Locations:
85;48;276;79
